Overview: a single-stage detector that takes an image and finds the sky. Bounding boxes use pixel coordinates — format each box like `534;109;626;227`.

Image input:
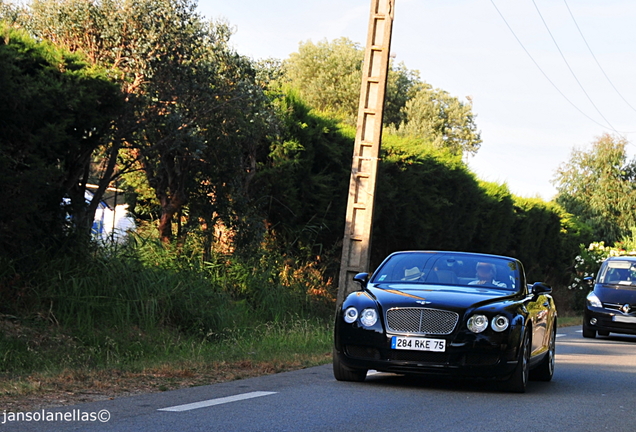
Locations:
197;0;636;200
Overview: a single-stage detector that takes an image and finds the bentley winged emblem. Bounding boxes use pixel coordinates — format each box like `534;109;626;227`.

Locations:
416;300;431;305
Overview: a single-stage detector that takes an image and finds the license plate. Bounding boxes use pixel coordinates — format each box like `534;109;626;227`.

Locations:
391;336;446;352
613;315;636;323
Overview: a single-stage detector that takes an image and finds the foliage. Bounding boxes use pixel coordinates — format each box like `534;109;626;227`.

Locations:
373;137;507;260
0;315;332;375
553;133;636;244
253;88;352;254
0;23;122;260
373;137;483;259
281;38;481;156
0;224;335;337
371;136;588;288
282;38;364;123
394;84;482;156
384;62;422;129
280;38;420;126
569;242;616;288
13;0;275;244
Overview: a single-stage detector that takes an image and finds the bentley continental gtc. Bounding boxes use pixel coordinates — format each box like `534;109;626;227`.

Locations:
333;251;557;392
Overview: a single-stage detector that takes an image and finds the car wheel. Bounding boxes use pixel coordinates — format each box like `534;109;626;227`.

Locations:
530;325;555;382
504;328;530;393
333;349;367;382
582;322;597;338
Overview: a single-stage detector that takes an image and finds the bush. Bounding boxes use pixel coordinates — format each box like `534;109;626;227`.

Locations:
370;137;588;290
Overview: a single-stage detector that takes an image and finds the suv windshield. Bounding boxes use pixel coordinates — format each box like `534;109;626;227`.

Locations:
371;252;521;291
598;260;636;286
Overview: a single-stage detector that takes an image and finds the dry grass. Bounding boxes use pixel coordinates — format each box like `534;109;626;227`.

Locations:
0;353;332;412
558;314;583;327
0;312;334;412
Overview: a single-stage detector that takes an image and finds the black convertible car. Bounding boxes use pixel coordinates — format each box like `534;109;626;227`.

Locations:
333;251;557;392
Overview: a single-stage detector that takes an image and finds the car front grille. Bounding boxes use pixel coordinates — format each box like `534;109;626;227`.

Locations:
603;302;636;313
385;307;459;335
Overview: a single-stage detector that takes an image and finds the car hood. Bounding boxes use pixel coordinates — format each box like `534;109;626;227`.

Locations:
367;283;517;311
595;284;636;304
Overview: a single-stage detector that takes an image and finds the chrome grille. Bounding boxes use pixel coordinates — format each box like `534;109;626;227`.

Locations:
386;307;458;335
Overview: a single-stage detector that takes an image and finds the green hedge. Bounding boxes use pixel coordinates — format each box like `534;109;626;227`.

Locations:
370;136;592;285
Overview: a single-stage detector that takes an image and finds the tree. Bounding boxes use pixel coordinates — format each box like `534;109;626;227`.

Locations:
282;38;481;156
17;0;274;243
282;38;364;123
281;38;419;128
0;23;121;257
395;84;482;156
384;62;421;129
553;133;636;243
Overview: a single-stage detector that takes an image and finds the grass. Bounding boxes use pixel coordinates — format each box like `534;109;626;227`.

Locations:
557;314;583;328
0;316;334;411
0;231;338;410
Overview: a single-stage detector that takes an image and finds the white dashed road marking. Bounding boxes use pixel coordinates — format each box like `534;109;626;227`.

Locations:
158;391;277;412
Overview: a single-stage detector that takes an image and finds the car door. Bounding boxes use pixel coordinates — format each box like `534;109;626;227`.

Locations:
526;292;550;355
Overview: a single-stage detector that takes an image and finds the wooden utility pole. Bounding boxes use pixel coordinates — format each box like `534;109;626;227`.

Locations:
337;0;395;304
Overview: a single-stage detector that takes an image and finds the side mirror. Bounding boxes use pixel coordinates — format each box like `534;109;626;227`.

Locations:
531;282;552;295
583;276;595;286
353;272;369;288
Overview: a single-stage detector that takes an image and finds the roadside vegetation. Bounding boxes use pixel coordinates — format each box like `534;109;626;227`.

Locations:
2;0;635;409
0;228;335;409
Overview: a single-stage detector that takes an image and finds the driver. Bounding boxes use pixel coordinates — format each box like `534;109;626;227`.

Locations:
469;262;507;288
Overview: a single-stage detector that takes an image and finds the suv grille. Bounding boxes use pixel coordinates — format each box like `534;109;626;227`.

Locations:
386;307;459;335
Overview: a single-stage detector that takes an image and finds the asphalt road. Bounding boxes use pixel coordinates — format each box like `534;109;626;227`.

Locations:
2;326;635;432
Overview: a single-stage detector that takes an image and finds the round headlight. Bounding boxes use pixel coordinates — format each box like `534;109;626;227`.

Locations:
360;308;378;327
587;292;602;308
468;314;488;333
491;315;509;332
343;307;358;324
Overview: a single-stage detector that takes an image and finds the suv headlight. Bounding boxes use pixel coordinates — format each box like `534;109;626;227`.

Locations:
587;292;602;308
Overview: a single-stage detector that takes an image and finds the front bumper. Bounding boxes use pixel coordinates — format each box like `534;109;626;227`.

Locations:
335;323;523;379
584;307;636;336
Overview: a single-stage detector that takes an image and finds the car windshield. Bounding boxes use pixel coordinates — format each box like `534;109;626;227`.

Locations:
598;260;636;286
371;252;521;291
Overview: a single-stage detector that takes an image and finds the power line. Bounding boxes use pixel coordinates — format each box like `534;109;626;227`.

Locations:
530;0;618;133
563;0;636;115
488;0;616;132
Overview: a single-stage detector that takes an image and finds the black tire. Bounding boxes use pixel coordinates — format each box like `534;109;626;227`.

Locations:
530;325;555;382
504;328;530;393
333;349;367;382
582;322;597;338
